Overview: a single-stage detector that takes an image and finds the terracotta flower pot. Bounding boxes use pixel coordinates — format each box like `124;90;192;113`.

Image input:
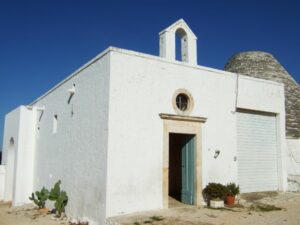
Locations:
225;195;235;206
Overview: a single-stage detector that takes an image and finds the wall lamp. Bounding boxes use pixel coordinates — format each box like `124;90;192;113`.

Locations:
214;150;220;159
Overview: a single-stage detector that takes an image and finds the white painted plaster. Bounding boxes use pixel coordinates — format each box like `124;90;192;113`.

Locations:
159;19;197;65
0;165;5;201
2;107;21;202
105;48;286;217
1;106;38;205
237;75;285;113
14;106;38;206
237;75;287;191
31;53;111;225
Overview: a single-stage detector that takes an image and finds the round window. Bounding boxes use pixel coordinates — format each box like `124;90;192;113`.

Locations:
176;94;189;111
172;89;194;115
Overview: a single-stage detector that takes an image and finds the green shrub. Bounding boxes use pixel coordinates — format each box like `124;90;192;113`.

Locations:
49;180;68;216
203;183;227;200
29;187;49;209
226;182;240;196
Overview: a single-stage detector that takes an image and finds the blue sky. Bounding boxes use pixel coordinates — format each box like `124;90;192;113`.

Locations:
0;0;299;148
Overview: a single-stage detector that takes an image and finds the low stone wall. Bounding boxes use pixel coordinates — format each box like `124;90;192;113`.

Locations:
288;175;300;192
286;138;300;191
105;221;122;225
0;165;5;201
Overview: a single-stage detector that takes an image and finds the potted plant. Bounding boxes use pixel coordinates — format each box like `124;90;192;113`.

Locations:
225;182;240;206
203;183;227;208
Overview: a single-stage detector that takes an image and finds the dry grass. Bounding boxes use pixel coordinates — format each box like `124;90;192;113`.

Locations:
240;192;278;202
249;203;282;212
69;222;89;225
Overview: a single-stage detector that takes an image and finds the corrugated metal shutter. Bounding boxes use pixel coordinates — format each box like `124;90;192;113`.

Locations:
237;111;278;193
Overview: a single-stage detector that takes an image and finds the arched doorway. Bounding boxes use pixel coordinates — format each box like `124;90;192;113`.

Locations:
4;137;16;201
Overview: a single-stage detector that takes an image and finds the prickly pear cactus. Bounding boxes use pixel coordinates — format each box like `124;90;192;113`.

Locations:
49;180;68;216
29;187;49;208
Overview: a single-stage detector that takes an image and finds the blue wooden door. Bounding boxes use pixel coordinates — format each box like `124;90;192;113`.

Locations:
181;135;195;205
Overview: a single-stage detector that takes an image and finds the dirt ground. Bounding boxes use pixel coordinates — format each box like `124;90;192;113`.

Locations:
107;192;300;225
0;202;67;225
1;192;300;225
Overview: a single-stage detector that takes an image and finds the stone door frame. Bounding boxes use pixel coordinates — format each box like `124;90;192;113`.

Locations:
160;113;206;208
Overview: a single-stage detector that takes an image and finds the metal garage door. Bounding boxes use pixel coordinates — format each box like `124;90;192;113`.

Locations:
237;111;278;193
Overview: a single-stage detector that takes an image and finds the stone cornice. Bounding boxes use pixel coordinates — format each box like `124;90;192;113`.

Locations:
159;113;207;123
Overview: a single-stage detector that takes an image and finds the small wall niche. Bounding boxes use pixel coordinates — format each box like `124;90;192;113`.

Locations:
9;137;14;146
53;114;58;134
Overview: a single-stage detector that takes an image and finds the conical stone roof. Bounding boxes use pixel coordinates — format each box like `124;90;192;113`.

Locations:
224;51;300;138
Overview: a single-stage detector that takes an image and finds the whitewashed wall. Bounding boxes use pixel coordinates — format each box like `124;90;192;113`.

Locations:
237;76;287;191
15;106;37;206
105;49;286;217
30;52;111;225
0;165;5;201
1;106;37;205
2;107;21;203
1;47;287;224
